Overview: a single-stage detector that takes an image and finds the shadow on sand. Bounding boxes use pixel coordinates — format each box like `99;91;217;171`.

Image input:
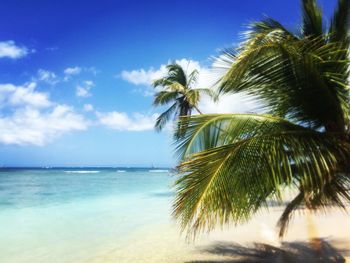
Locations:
187;238;349;263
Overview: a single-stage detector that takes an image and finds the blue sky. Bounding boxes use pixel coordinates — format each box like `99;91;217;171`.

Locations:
0;0;338;167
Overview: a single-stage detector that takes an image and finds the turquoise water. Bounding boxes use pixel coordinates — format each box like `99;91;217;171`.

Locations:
0;168;174;263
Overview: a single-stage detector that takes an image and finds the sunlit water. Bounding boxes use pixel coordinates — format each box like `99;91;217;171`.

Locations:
0;168;174;263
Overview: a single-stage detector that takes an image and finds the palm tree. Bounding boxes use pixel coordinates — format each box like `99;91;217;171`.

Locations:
173;0;350;239
153;63;215;137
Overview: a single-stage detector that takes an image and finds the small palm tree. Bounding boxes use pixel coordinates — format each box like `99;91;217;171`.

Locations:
153;63;215;137
173;0;350;239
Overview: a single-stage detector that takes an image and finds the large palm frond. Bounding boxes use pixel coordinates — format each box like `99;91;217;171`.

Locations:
155;102;178;131
217;35;349;132
301;0;323;37
242;18;297;46
173;114;350;238
187;69;199;88
172;0;350;241
175;114;302;159
153;91;180;106
329;0;350;43
328;0;350;82
165;63;188;87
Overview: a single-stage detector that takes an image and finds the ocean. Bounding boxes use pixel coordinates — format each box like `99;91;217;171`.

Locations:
0;168;174;263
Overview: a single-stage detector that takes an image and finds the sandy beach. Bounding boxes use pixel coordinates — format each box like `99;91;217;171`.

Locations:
86;206;350;263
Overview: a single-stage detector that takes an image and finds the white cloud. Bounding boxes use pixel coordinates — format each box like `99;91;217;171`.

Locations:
120;58;210;96
76;86;90;97
200;93;260;114
63;66;98;81
120;66;167;86
121;59;204;86
64;66;82;76
0;105;87;146
84;80;94;86
37;69;59;85
0;82;51;108
0;82;88;146
83;104;93;112
0;41;30;59
76;80;94;98
86;67;98;75
121;58;260;113
96;111;158;131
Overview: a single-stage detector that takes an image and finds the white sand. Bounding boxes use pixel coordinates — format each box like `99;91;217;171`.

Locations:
87;206;350;262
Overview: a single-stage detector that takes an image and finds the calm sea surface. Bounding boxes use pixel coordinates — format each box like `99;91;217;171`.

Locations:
0;168;174;263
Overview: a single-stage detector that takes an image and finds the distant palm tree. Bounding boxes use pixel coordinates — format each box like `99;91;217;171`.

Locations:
153;63;215;137
173;0;350;238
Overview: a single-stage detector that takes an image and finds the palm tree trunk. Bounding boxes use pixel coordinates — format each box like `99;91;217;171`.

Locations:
306;209;321;251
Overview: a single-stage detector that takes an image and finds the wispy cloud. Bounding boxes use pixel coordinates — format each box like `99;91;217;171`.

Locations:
199;93;261;114
76;80;94;98
120;66;167;86
83;104;94;112
86;67;98;75
36;69;59;85
0;41;31;59
63;66;98;81
0;82;88;145
64;66;82;76
96;111;158;131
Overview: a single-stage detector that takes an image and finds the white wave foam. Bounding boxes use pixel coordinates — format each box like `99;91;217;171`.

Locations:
64;170;100;174
116;170;126;173
148;169;169;173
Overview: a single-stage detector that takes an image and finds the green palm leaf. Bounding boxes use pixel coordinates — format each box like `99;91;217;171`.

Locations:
172;0;350;240
166;64;188;87
301;0;323;37
173;114;350;238
152;62;217;133
175;114;302;159
153;91;180;106
217;36;349;131
329;0;350;43
155;102;178;131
